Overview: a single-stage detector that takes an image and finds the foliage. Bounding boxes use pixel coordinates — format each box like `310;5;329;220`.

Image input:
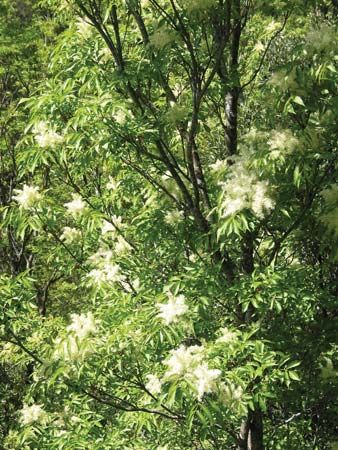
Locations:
1;1;338;449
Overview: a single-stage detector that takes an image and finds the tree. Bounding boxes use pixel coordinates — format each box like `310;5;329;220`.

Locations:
1;0;337;449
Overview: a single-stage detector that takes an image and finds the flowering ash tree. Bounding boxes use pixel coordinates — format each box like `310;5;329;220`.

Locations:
1;0;338;449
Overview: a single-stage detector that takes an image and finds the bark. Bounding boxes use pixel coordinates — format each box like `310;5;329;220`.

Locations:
238;409;264;450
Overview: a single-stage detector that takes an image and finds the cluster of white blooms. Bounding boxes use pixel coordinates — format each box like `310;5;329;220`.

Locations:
88;247;113;265
20;404;47;426
33;121;63;148
145;374;162;395
156;291;188;325
210;159;228;173
114;110;127;125
66;312;97;339
219;162;274;218
161;171;181;200
88;262;123;286
164;345;221;400
268;129;299;159
64;194;87;216
321;184;338;207
54;312;97;362
164;345;204;378
306;24;336;54
106;177;120;191
320;357;337;380
191;364;222;401
149;27;175;49
164;209;184;225
99;47;112;63
320;184;338;235
115;235;132;255
100;217;131;255
13;184;41;209
269;69;298;92
101;219;116;235
219;383;243;408
216;327;238;344
60;227;81;244
76;18;92;38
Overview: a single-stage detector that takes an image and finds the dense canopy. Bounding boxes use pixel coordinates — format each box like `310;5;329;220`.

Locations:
0;1;337;449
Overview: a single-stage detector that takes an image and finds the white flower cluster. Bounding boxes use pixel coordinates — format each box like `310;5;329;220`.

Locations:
156;291;188;325
145;374;162;395
87;246;127;287
113;110;128;125
164;345;221;400
216;327;238;344
33;121;63;148
306;24;336;54
320;184;338;235
60;226;81;244
164;209;184;225
219;162;274;218
268;129;299;159
149;27;175;49
54;312;97;361
269;69;298;92
210;159;228;173
219;383;243;408
64;194;87;216
13;184;41;209
100;217;131;256
76;18;92;39
106;177;120;191
66;312;97;339
88;262;123;286
20;404;47;426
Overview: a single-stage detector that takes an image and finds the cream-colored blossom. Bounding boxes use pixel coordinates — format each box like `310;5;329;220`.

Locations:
66;312;97;339
101;219;116;235
88;268;107;286
306;24;336;54
268;129;299;159
60;227;81;244
115;235;131;255
210;159;227;173
220;383;243;406
150;27;175;49
219;162;274;219
156;292;188;325
216;327;237;344
189;364;221;401
76;18;92;38
145;374;162;395
164;210;184;225
104;262;122;282
114;110;127;125
88;262;122;286
251;181;274;218
64;194;86;216
13;184;41;209
88;248;113;265
106;177;120;191
33;121;63;148
20;404;47;426
164;345;204;378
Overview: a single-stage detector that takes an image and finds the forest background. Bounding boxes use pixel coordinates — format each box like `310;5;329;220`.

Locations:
0;0;337;449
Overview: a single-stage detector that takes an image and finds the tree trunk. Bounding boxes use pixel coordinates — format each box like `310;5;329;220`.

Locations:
237;409;264;450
